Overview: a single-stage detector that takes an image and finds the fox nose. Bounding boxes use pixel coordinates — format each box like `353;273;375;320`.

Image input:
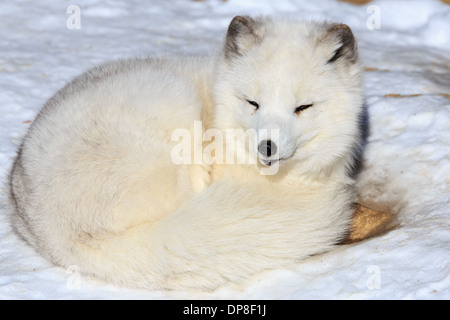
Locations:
258;140;277;158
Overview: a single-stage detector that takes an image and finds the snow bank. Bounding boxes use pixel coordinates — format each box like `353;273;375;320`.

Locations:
0;0;448;299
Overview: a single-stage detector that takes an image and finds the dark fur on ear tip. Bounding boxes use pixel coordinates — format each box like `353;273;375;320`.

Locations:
326;24;358;65
227;16;254;39
225;15;260;60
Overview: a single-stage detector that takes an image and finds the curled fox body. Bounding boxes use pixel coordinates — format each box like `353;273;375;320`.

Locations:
9;16;364;290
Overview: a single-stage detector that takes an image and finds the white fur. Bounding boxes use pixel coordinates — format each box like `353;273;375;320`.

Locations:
8;16;364;290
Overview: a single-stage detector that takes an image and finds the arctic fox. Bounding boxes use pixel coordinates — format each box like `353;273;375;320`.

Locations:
8;16;364;290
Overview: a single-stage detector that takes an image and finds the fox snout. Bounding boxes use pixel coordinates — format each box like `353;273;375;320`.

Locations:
256;133;297;167
258;139;277;158
258;139;280;167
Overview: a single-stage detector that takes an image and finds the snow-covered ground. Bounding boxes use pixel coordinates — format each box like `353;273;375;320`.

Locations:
0;0;448;299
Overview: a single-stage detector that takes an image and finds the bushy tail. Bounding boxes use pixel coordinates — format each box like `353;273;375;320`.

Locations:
69;178;353;290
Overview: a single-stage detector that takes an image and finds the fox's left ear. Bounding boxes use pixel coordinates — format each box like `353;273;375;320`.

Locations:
321;23;358;65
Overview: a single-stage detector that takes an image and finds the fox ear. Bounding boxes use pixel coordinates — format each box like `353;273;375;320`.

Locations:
225;15;262;60
322;24;358;65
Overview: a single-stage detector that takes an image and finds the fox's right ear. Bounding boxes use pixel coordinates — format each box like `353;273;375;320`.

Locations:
225;15;262;60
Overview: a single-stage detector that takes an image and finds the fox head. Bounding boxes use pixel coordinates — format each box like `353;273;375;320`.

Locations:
213;15;365;180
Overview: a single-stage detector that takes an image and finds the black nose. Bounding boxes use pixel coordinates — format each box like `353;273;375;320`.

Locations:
258;140;277;157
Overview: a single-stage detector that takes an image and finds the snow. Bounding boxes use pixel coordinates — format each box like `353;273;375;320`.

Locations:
0;0;449;300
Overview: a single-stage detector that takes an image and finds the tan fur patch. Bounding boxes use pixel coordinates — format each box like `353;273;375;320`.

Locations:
342;203;395;244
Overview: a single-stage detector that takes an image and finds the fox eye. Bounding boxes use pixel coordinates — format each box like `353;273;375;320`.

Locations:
247;100;259;110
294;104;313;114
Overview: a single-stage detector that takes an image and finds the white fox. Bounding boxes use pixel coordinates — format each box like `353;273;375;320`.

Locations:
8;16;364;290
